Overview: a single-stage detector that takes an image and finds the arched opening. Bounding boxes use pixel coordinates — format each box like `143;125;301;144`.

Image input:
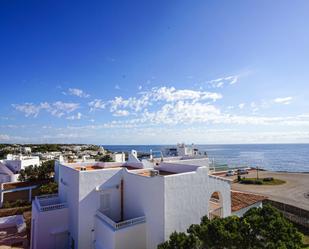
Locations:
208;191;223;219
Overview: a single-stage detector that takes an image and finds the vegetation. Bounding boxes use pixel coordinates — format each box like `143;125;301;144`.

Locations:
158;205;304;249
18;160;55;182
39;181;58;195
30;144;62;153
99;154;114;162
240;177;286;185
2;200;30;209
81;145;102;151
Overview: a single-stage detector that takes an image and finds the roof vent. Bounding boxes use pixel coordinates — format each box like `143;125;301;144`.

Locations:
150;170;159;177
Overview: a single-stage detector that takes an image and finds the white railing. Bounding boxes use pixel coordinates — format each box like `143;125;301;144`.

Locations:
36;194;58;200
115;216;146;229
96;211;146;230
209;174;232;183
35;194;67;212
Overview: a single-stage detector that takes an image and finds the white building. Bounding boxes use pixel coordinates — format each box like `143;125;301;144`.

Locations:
22;147;32;154
111;153;126;163
31;151;231;249
4;154;40;173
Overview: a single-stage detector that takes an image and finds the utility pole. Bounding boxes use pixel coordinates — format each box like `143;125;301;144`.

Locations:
256;165;259;180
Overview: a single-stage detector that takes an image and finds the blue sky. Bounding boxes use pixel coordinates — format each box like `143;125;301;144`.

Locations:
1;0;309;144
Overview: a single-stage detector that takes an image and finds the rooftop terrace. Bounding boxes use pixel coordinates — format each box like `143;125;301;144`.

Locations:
66;163;141;172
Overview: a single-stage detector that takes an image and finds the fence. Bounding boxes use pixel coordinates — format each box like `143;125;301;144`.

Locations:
264;199;309;228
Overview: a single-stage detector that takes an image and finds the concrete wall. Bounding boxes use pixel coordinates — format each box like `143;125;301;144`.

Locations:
31;204;69;249
123;171;165;249
163;168;209;240
78;168;123;249
158;162;201;173
232;202;262;217
114;222;146;249
58;165;80;249
94;216;146;249
94;215;115;249
207;175;231;217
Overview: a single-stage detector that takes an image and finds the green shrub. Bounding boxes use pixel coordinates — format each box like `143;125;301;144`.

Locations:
2;199;30;209
263;177;274;182
39;182;58;195
240;178;263;185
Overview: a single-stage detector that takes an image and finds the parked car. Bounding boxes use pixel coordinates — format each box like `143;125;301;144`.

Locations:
226;170;235;176
237;168;249;175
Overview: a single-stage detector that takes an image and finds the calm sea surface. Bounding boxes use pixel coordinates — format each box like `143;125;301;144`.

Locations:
103;144;309;173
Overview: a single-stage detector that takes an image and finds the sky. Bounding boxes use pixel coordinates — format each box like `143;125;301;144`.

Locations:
0;0;309;145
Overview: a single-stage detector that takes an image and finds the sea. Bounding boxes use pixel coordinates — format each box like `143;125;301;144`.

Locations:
103;144;309;173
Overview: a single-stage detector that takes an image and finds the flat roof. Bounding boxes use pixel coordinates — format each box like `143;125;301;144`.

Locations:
74;164;139;171
135;169;176;177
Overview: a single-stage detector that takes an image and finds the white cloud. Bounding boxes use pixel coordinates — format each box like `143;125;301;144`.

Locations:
208;75;239;88
107;87;222;117
13;101;79;118
109;95;150;113
66;112;82;120
238;103;245;109
12;103;43;117
274;97;292;105
88;99;106;112
152;87;222;102
67;88;90;98
0;134;10;141
113;110;130;117
225;75;238;85
115;85;120;90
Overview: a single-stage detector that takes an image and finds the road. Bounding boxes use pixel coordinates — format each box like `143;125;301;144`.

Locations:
223;170;309;211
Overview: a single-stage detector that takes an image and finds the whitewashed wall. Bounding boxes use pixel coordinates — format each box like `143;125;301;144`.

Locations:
123;170;165;249
31;204;69;249
78;168;123;249
58;165;79;249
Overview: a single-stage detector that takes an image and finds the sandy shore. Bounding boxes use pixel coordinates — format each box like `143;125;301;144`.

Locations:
224;170;309;211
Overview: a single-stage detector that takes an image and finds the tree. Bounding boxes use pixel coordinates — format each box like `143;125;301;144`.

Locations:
99;155;114;162
158;205;304;249
39;182;58;195
18;160;55;182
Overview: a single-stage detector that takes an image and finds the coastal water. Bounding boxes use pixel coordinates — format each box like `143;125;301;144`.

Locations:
103;144;309;173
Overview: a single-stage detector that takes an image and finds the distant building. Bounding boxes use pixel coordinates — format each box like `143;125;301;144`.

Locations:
22;147;32;154
111;152;125;163
4;155;40;173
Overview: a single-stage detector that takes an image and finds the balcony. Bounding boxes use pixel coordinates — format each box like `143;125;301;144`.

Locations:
95;211;146;249
95;210;146;230
35;194;67;212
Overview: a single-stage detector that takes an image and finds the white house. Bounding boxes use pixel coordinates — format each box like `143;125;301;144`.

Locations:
4;154;40;173
31;151;231;249
111;153;126;163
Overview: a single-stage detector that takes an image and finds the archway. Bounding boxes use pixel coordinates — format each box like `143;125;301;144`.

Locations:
208;191;223;219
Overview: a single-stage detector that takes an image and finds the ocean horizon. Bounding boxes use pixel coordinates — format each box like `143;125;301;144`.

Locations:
103;143;309;173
